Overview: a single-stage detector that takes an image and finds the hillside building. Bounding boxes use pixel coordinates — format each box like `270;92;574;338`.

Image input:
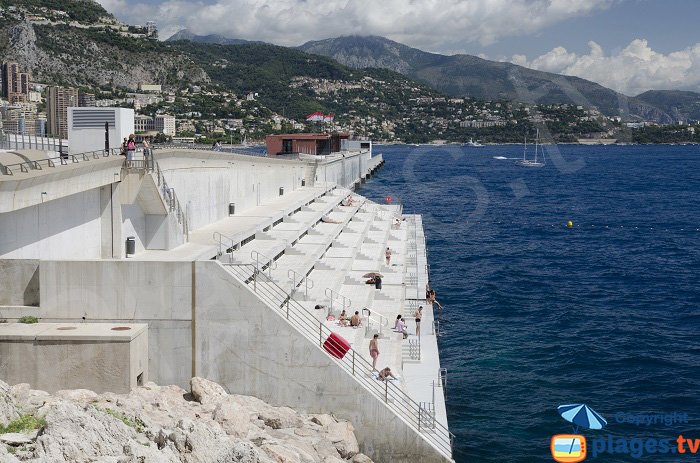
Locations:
46;85;78;138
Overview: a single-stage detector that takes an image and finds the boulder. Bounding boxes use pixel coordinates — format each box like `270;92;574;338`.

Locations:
352;453;374;463
55;389;99;403
325;421;360;459
213;401;251;438
0;431;36;445
9;383;51;415
309;414;335;427
258;406;304;430
190;377;228;405
0;444;21;463
0;380;19;426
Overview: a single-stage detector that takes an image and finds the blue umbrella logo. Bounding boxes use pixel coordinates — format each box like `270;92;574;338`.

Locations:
558;403;608;433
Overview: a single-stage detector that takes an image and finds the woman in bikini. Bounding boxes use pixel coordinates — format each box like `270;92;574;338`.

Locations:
369;334;379;371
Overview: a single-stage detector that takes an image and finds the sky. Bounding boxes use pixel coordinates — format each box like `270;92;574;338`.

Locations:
97;0;700;96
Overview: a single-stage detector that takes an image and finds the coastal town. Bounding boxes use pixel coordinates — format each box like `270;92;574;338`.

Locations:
2;3;700;146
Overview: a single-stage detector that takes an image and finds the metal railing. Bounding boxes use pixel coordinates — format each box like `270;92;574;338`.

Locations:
408;338;421;361
438;368;447;389
223;263;454;458
154;162;188;237
213;232;238;262
288;269;314;299
325;287;351;316
251;250;277;277
0;130;65;152
362;307;389;337
1;148;121;176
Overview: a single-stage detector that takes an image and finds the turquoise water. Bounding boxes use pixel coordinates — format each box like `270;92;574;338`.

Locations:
357;144;700;462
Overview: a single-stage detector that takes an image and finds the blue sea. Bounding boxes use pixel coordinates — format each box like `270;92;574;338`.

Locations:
356;144;700;462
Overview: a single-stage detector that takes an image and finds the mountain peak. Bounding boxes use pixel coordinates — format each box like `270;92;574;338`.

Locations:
165;29;263;46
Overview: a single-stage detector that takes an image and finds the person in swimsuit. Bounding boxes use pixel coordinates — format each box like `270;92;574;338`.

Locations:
369;334;379;371
415;306;423;336
339;309;349;326
378;367;396;381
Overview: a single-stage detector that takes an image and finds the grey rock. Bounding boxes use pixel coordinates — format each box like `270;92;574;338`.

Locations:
325;421;360;459
352;453;374;463
258;406;304;430
213;401;250;438
0;431;36;445
0;380;18;426
190;377;228;405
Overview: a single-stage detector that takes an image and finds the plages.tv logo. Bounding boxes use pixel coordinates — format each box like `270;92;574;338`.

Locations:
551;403;608;462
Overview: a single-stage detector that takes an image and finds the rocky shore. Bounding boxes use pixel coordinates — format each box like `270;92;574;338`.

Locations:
0;377;372;463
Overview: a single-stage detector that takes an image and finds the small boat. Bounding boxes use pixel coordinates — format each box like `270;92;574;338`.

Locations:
515;130;545;167
466;138;484;147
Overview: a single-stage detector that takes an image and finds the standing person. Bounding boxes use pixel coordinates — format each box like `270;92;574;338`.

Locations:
415;306;423;336
126;135;136;163
385;247;392;265
369;334;379;371
142;137;151;168
374;275;382;290
120;137;128;156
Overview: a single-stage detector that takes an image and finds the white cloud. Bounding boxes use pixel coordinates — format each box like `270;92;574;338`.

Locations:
512;40;700;95
96;0;612;51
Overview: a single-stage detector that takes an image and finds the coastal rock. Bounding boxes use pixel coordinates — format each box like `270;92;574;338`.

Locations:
213;401;251;438
259;406;304;429
0;380;18;425
55;389;99;403
0;444;21;463
325;421;359;458
0;377;367;462
190;377;228;405
0;431;36;445
9;383;50;415
351;454;373;463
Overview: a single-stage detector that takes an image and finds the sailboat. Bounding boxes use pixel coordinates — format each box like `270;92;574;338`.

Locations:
515;129;546;167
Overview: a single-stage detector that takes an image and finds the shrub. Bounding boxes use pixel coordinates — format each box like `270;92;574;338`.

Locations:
0;414;46;434
17;316;38;324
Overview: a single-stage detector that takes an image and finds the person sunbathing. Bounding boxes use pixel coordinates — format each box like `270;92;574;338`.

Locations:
339;309;349;326
350;311;362;327
321;215;342;224
378;367;397;381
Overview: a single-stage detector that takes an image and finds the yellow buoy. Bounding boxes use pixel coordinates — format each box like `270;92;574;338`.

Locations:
567;220;573;228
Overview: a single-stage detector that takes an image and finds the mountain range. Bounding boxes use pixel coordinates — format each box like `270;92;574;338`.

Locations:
170;31;700;124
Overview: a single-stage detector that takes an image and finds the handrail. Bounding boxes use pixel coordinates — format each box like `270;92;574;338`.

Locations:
213;232;237;263
251;250;277;277
362;307;388;337
223;263;454;458
154;161;189;238
324;287;351;315
1;148;121;176
288;268;314;299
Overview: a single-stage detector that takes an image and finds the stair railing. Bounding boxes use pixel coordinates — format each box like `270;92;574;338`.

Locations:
251;250;277;277
324;287;351;316
223;263;454;459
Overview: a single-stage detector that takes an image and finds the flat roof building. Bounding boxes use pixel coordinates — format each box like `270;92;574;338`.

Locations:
266;133;349;156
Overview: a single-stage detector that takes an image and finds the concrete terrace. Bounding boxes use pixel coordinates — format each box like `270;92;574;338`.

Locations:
0;146;452;462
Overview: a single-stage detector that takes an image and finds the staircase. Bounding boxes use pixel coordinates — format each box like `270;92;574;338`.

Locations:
222;262;454;460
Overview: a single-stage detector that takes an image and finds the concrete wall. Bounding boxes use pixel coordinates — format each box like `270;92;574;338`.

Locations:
39;260;193;388
315;152;371;190
194;261;450;463
0;188;103;259
156;151;307;232
0;324;148;394
0;259;39;306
